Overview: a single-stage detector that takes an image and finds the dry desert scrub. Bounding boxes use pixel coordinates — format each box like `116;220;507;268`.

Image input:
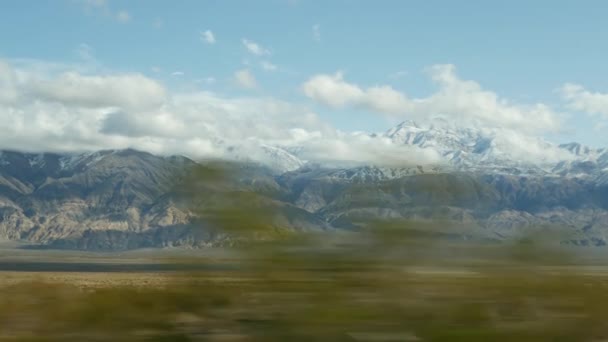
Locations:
1;163;607;341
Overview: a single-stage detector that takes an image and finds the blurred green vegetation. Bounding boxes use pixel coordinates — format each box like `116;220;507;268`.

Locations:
1;163;608;341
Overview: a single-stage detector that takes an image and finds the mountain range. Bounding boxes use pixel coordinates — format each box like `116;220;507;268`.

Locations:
1;121;608;250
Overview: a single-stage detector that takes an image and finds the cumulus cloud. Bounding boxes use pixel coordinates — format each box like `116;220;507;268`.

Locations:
302;72;365;108
560;83;608;119
100;110;186;138
488;128;575;164
242;39;270;56
25;72;166;110
302;65;562;134
234;69;257;89
299;132;442;167
0;60;313;157
201;30;216;44
0;59;570;170
0;59;447;168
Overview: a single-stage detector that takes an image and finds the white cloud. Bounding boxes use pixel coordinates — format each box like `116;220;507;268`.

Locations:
0;59;446;168
312;24;321;42
242;39;270;56
488;128;574;164
116;10;130;23
560;83;608;120
260;61;277;71
299;132;442;167
302;65;562;134
201;30;216;44
0;59;574;172
16;69;167;110
171;71;184;77
2;59;572;169
234;69;257;89
302;72;365;108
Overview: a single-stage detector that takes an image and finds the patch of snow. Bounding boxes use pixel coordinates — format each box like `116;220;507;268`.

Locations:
28;154;46;168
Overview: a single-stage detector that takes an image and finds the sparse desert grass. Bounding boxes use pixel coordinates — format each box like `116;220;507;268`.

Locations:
0;271;174;289
2;245;608;341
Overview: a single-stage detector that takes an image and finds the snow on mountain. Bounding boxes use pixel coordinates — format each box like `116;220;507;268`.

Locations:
0;152;8;166
381;120;582;177
257;145;305;172
205;120;607;180
58;150;115;171
550;143;608;183
306;164;444;183
0;120;604;180
221;142;304;173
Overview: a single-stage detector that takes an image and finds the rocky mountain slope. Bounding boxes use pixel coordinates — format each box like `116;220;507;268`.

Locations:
278;167;608;246
2;121;608;250
0;149;331;250
0;149;198;249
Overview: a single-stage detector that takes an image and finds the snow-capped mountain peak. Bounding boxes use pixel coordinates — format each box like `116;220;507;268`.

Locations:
380;120;579;176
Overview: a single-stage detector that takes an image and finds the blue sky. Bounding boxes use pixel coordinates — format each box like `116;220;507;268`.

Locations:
1;0;608;162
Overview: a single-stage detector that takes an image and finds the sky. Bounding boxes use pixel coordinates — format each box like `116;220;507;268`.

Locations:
1;0;608;165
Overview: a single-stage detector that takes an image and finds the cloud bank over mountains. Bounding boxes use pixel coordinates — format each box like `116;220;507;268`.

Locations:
0;59;604;169
0;59;440;166
302;65;563;134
